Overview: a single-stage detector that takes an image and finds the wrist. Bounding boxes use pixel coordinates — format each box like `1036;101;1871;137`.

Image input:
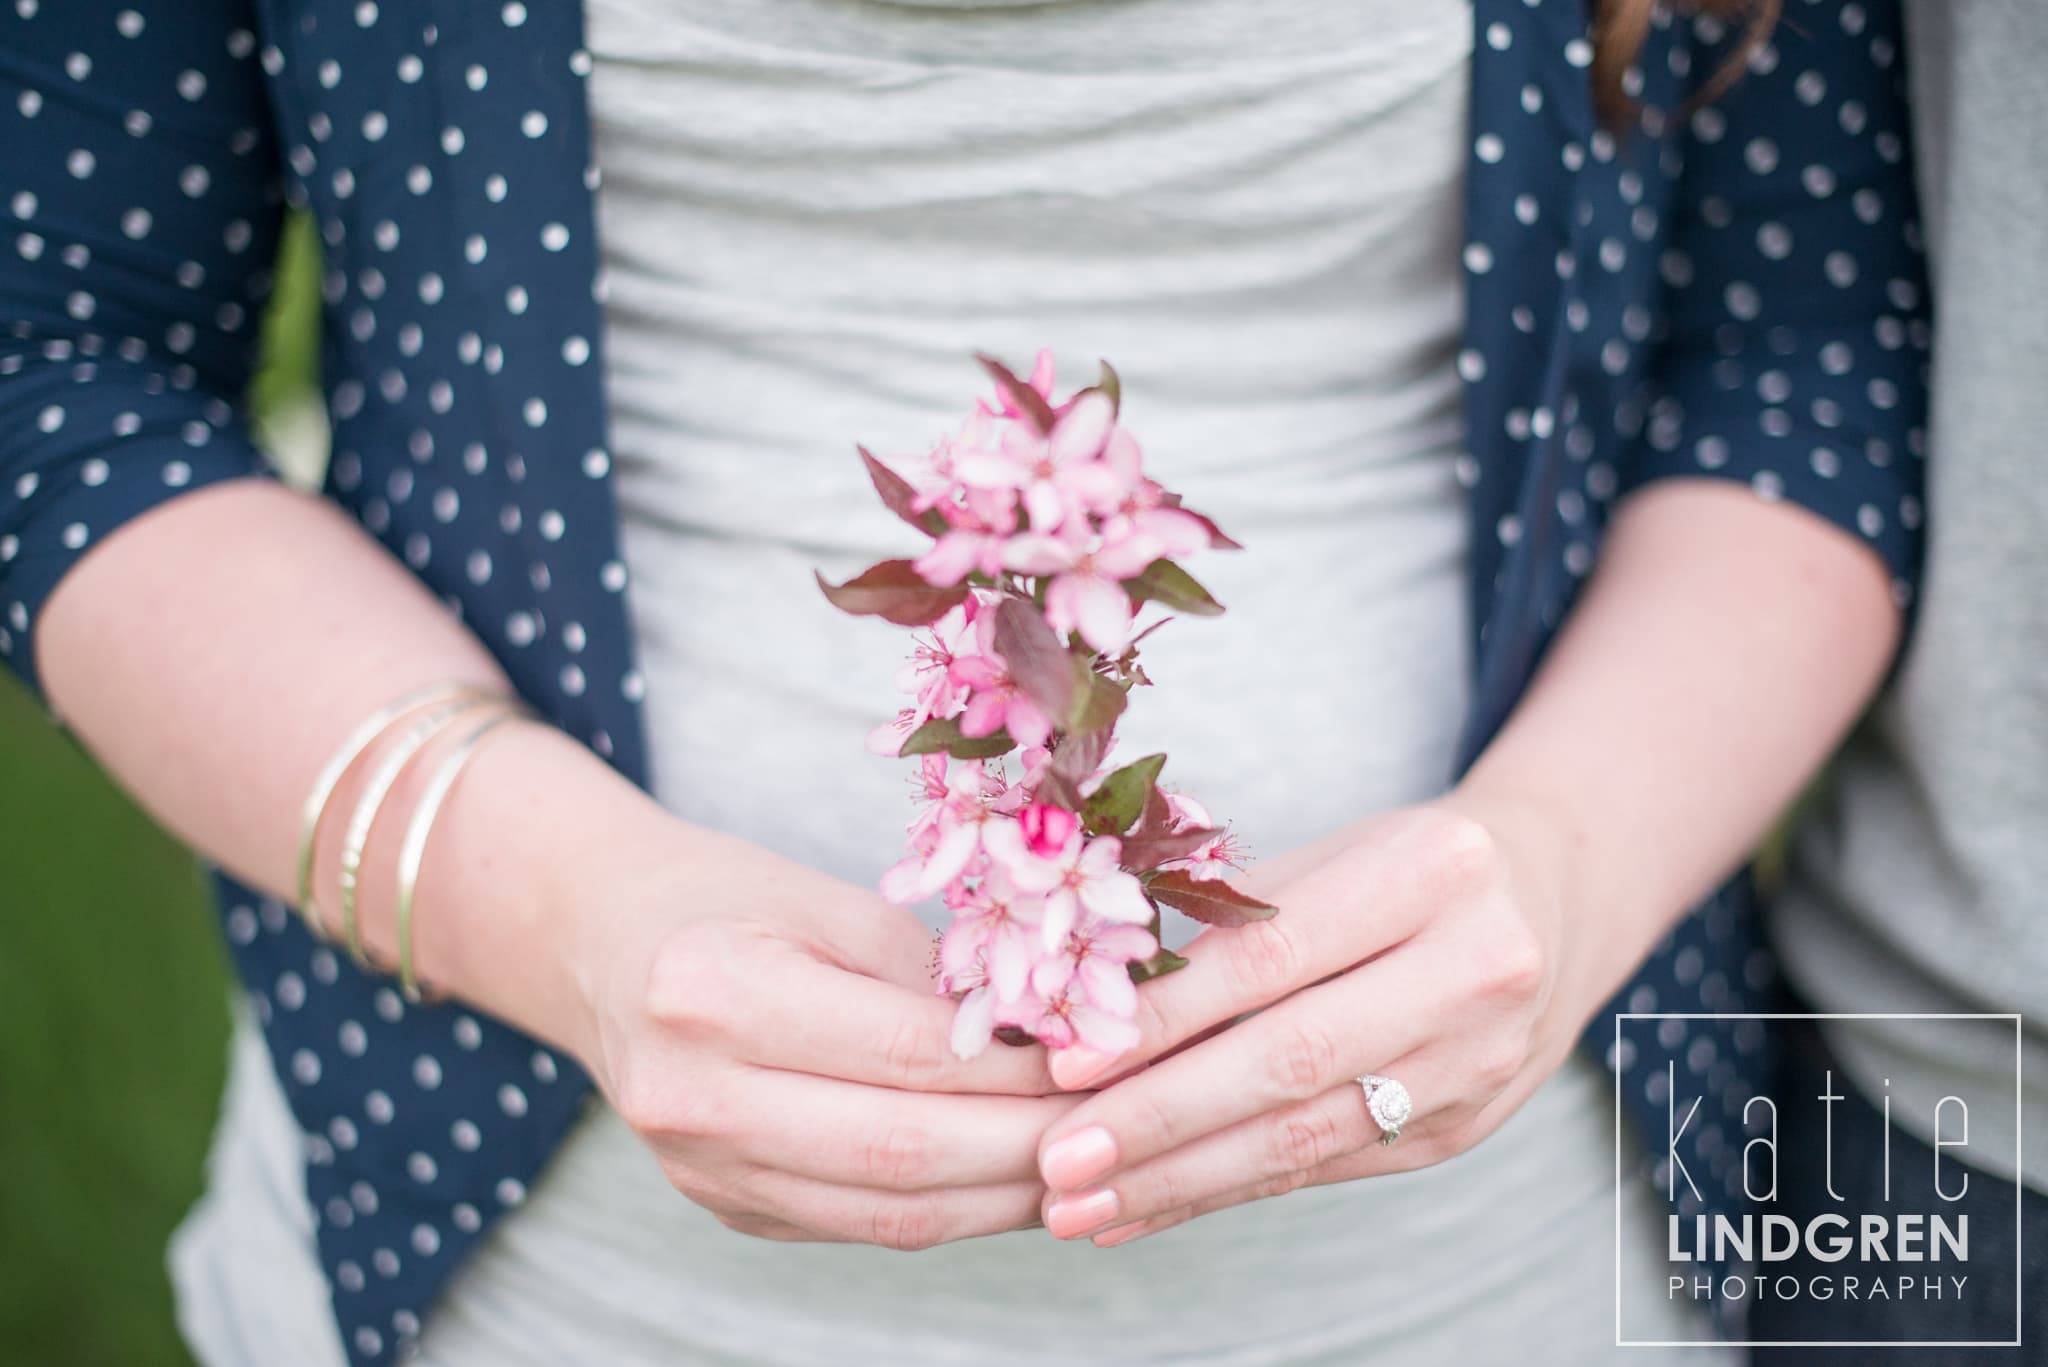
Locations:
398;715;671;1070
1434;771;1635;1027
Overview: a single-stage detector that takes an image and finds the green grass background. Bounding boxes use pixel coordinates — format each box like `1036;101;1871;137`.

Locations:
0;215;323;1367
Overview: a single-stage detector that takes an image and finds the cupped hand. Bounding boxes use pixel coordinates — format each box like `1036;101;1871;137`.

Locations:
1030;797;1580;1246
567;824;1085;1250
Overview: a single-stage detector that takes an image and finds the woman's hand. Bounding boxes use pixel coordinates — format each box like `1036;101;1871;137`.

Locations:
564;823;1085;1250
1026;481;1907;1246
1029;796;1583;1246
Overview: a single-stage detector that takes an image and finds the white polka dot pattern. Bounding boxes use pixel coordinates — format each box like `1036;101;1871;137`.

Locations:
0;1;1928;1362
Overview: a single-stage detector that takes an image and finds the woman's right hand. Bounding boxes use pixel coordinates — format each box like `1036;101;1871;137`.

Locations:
562;821;1083;1250
29;477;1072;1252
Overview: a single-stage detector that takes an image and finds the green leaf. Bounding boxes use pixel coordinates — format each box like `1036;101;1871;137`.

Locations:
1081;753;1166;837
1096;359;1121;415
976;353;1056;435
1063;669;1128;736
1145;869;1278;926
1063;360;1122;422
990;597;1077;721
858;447;947;537
817;561;969;627
897;716;1016;760
1126;945;1190;985
1124;558;1225;616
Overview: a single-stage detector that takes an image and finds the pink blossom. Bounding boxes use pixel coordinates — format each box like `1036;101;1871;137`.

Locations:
894;599;980;723
936;866;1050;1059
841;351;1253;1057
979;347;1058;421
1018;801;1079;859
1029;914;1157;1020
941;867;1046;1005
985;827;1155;951
1159;792;1249;880
867;708;919;757
997;979;1142;1057
951;391;1124;534
904;754;955;849
950;661;1053;751
949;606;1056;748
866;600;982;752
1001;523;1159;654
913;526;1009;587
879;758;1010;904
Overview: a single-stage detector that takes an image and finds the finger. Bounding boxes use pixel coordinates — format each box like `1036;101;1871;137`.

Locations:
1049;870;1414;1093
737;1170;1047;1249
735;949;1062;1096
723;1065;1083;1191
1087;1122;1441;1248
1086;1043;1546;1247
704;1211;812;1241
1044;1053;1454;1238
1037;949;1443;1190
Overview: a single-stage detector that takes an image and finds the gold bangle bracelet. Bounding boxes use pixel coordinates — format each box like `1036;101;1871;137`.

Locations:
393;706;525;1002
334;696;497;967
294;680;490;939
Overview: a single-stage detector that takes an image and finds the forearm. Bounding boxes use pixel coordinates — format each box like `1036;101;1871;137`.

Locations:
35;477;673;1060
1446;479;1901;1017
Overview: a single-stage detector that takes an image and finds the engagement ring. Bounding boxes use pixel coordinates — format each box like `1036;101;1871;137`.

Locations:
1355;1074;1412;1146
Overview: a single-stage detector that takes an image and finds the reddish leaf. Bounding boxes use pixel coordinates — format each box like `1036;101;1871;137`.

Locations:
991;596;1077;720
859;447;946;537
816;561;968;626
1048;727;1112;785
1145;869;1278;926
1118;825;1219;872
1033;769;1084;812
976;353;1056;435
1134;782;1174;836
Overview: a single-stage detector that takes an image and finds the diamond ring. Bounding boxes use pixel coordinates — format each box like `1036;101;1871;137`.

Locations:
1355;1074;1413;1146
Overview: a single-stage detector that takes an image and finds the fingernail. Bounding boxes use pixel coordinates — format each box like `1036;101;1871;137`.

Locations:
1041;1124;1118;1190
1092;1221;1149;1248
1045;1187;1120;1239
1049;1046;1121;1090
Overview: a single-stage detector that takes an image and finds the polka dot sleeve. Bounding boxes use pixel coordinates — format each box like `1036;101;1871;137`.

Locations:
0;1;284;700
1624;0;1930;610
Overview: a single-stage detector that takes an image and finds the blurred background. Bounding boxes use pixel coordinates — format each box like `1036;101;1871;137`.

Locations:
1;215;326;1367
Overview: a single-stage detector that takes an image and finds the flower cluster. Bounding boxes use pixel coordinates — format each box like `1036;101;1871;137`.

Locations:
819;352;1276;1060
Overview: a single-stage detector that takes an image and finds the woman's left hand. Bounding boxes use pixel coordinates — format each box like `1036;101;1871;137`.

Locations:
1031;795;1584;1246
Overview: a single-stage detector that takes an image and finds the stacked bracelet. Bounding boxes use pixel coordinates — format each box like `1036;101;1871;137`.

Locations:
293;680;527;999
294;680;487;938
393;706;525;1001
334;697;496;967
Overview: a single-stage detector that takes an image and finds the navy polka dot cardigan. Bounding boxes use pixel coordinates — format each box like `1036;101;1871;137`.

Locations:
0;0;1927;1360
